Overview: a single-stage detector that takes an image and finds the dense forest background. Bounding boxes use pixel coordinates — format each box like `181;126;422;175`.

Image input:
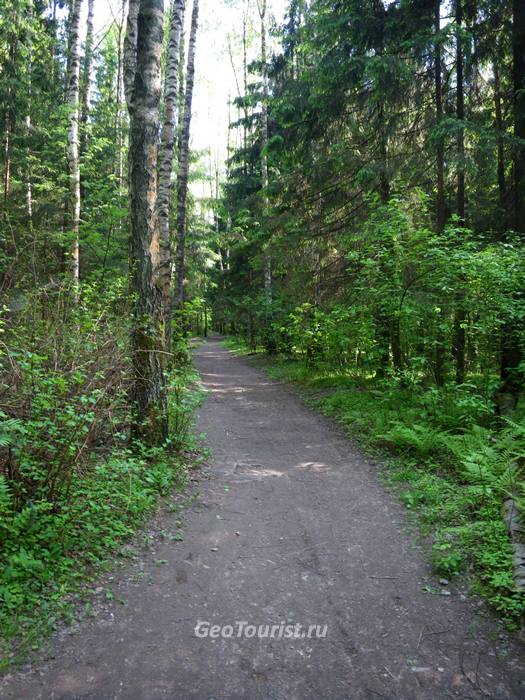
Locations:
217;0;525;408
1;0;525;662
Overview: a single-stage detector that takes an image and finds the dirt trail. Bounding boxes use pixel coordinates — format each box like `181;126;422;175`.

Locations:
2;337;525;699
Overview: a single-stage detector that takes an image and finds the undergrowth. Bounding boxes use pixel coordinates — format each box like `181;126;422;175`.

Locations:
224;337;525;627
0;368;202;668
0;284;204;668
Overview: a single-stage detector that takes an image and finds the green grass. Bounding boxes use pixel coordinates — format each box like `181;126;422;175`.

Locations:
226;343;525;627
222;336;264;356
0;367;204;669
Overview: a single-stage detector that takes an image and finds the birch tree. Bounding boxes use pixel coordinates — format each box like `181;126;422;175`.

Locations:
66;0;83;285
433;0;445;387
115;0;127;191
2;20;16;215
257;0;272;303
125;0;167;443
80;0;95;156
123;0;139;106
158;0;185;351
174;0;199;311
25;0;33;234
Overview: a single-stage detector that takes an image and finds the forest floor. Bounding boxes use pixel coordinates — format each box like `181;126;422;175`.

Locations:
1;336;525;700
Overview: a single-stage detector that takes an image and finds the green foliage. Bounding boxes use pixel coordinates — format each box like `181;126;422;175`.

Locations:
380;423;446;459
0;283;201;666
0;1;128;287
1;281;130;509
208;0;525;429
0;414;23;448
167;366;205;452
214;191;525;392
0;445;190;666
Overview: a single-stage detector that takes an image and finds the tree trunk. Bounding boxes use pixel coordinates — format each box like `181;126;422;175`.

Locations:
512;0;525;232
126;0;167;444
374;161;392;377
174;0;199;311
3;112;11;212
66;0;83;287
498;0;525;412
25;0;34;235
158;0;186;351
115;0;126;191
434;1;445;235
373;0;393;376
391;316;402;371
80;0;95;156
374;317;390;378
453;0;466;384
456;1;465;222
493;53;507;231
242;0;250;175
3;40;16;214
434;0;446;387
258;0;272;304
123;0;140;107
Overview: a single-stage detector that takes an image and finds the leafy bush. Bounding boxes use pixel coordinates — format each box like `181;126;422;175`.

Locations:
0;446;189;665
168;367;204;452
0;282;130;509
0;282;200;665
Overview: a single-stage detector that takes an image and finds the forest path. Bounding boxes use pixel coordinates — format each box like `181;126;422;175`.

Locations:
2;336;525;699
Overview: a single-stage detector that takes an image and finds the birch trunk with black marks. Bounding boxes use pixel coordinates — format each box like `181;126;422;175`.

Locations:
242;0;250;174
257;0;272;304
80;0;95;156
123;0;139;107
25;0;34;234
493;54;507;230
158;0;185;351
2;38;16;214
2;110;11;213
433;0;446;387
453;0;466;385
174;0;199;311
434;2;445;235
66;0;83;286
125;0;167;444
115;0;126;191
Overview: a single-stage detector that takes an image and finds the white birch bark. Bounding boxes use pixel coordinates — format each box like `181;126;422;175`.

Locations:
158;0;186;348
257;0;272;303
174;0;199;310
80;0;95;155
25;0;33;233
66;0;83;285
123;0;140;108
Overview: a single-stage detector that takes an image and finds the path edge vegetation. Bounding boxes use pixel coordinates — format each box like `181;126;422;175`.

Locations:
0;356;205;671
1;0;203;670
222;337;525;630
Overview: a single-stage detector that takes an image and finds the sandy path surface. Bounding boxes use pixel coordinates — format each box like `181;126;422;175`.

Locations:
2;337;524;699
